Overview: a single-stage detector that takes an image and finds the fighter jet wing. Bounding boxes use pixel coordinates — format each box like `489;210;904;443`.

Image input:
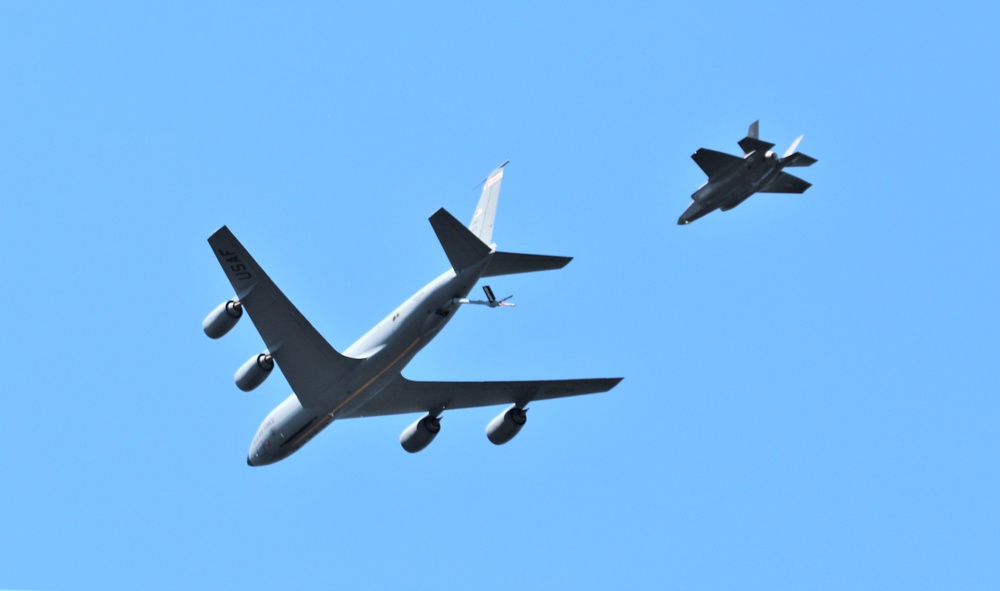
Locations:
759;172;812;194
208;226;362;408
343;376;623;418
691;148;741;177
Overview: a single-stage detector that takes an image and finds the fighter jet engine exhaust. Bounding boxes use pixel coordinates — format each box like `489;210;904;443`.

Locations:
235;353;274;392
203;298;243;339
400;414;441;453
485;405;527;445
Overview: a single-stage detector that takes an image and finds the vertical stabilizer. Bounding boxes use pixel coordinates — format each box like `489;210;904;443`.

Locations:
469;161;508;245
738;120;772;156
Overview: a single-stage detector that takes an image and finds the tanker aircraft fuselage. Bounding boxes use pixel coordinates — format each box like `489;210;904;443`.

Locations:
203;163;622;466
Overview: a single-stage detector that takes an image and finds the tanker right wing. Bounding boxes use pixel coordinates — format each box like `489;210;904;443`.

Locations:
344;376;622;418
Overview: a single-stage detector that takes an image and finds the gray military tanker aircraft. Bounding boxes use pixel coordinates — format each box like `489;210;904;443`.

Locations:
203;163;622;466
678;121;817;225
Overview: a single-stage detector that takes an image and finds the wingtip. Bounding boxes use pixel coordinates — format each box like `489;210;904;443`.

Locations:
208;225;233;242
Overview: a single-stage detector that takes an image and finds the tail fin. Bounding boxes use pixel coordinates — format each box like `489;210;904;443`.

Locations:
433;162;572;277
783;134;803;158
469;161;508;245
738;121;773;155
780;135;816;167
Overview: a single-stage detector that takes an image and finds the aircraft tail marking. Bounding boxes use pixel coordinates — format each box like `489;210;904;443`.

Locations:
430;208;491;272
469;161;508;245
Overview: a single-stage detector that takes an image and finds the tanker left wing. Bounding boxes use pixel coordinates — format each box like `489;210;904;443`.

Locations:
344;376;623;418
206;226;362;408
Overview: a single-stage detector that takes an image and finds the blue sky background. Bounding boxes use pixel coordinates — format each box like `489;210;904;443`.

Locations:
2;2;997;589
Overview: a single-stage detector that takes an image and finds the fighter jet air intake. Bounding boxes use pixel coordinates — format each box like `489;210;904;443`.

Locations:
203;163;623;466
678;120;817;225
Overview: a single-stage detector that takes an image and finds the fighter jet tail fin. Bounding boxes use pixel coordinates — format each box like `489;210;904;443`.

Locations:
747;120;759;139
781;152;818;167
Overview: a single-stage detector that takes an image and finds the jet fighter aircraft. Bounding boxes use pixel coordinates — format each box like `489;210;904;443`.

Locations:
678;121;817;225
203;163;622;466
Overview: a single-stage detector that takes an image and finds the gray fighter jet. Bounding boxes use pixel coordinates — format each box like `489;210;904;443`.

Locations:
678;121;816;225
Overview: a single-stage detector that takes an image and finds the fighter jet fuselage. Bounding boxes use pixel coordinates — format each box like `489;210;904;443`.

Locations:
689;151;784;217
679;121;816;225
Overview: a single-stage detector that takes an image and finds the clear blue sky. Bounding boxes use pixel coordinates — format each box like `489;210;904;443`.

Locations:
2;2;997;589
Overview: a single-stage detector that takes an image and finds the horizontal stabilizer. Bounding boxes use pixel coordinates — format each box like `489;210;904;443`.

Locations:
429;208;491;272
782;152;817;167
760;172;812;194
738;136;776;155
482;251;572;277
692;148;741;177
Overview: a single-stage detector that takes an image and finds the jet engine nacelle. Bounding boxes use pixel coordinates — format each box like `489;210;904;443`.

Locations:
235;353;274;392
485;405;527;445
203;299;243;339
400;414;441;453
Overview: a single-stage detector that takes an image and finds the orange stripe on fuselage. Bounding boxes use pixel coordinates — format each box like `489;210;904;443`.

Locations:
285;337;422;448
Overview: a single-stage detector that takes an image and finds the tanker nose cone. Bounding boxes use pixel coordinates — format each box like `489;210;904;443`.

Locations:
247;455;254;466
